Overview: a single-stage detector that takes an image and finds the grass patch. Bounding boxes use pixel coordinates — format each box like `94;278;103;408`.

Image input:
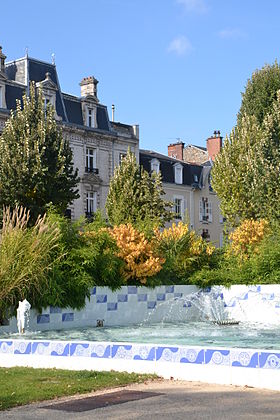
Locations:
0;367;158;410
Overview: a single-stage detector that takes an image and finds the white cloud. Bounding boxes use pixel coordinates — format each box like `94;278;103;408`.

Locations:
177;0;208;13
167;36;193;56
218;28;245;39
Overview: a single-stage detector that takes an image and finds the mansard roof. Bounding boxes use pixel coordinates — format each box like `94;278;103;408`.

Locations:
4;56;111;131
140;149;202;187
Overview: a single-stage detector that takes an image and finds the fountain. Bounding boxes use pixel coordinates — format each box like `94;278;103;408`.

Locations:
16;299;31;334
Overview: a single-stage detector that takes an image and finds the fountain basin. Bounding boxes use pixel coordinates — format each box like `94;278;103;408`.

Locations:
1;284;280;391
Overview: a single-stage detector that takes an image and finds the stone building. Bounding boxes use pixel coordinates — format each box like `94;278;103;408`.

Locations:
140;144;224;247
163;132;224;246
0;46;139;219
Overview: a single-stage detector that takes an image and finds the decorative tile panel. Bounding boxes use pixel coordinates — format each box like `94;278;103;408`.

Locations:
50;342;69;356
231;349;259;368
127;286;137;294
62;313;74;322
165;286;174;293
138;294;147;302
157;293;165;301
32;341;51;356
259;352;280;369
0;340;13;354
205;349;230;366
96;294;107;303
90;343;110;358
117;294;128;303
14;341;32;355
147;301;156;309
107;303;117;311
50;306;62;314
174;293;183;299
90;287;96;295
179;347;204;364
111;344;155;361
156;346;180;363
37;314;50;324
70;342;91;357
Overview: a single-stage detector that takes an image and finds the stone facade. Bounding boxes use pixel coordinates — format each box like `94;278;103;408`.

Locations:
0;47;139;220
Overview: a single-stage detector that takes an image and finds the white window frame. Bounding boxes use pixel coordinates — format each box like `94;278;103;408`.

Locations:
87;108;95;128
119;152;127;165
174;163;183;184
86;191;97;215
173;195;184;220
86;148;97;171
199;197;212;223
151;158;160;174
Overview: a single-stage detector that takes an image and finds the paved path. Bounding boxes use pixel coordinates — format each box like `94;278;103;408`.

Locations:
1;380;280;420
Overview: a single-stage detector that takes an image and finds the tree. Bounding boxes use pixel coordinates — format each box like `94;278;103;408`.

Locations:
238;60;280;126
105;149;172;228
212;94;280;224
0;84;79;222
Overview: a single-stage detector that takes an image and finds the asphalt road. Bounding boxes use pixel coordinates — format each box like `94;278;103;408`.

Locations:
1;379;280;420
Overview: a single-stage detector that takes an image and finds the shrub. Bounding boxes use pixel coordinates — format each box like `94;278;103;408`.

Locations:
0;207;60;321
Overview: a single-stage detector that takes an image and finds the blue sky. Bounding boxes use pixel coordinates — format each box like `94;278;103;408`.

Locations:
2;0;280;154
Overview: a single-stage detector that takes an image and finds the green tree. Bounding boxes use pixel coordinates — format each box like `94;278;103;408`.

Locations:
106;149;172;228
238;60;280;126
0;84;79;222
212;94;280;224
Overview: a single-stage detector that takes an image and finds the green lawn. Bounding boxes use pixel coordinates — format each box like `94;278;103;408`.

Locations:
0;367;158;410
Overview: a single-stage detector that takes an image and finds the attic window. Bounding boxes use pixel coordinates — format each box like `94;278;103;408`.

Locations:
151;158;160;174
193;174;198;183
174;164;183;184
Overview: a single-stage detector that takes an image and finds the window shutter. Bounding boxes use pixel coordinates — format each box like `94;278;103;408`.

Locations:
208;201;213;222
199;199;203;222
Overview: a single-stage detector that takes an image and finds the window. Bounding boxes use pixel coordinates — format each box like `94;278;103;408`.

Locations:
201;229;210;241
199;197;212;223
44;97;50;109
0;86;2;108
88;108;94;127
173;197;184;220
85;148;98;173
119;153;127;165
151;158;160;174
193;174;198;183
174;164;183;184
86;191;97;216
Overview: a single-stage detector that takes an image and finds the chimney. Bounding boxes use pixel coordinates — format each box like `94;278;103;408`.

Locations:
168;140;185;160
207;130;222;161
80;76;98;98
0;46;6;73
112;104;115;122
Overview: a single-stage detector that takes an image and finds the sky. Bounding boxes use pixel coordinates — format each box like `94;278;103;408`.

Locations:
2;0;280;154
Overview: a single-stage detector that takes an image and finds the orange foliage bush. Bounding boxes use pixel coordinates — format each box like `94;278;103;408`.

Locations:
228;218;270;258
109;224;165;283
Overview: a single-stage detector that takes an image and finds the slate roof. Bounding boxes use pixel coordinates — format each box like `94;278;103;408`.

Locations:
4;56;112;132
140;149;203;187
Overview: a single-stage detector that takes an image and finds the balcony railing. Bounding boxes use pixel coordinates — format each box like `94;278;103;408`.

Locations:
85;167;99;174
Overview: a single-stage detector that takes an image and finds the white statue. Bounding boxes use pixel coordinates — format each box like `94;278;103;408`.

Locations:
17;299;31;334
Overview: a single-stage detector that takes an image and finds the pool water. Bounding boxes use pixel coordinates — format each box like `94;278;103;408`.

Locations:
4;321;280;350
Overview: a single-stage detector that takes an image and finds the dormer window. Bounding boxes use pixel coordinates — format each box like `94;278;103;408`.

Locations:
88;108;93;127
193;174;198;183
174;163;183;184
151;158;160;174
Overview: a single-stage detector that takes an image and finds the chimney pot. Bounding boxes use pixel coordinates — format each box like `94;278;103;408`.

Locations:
207;131;222;161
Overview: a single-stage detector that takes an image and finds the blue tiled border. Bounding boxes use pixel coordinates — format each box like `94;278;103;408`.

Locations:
6;339;280;372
